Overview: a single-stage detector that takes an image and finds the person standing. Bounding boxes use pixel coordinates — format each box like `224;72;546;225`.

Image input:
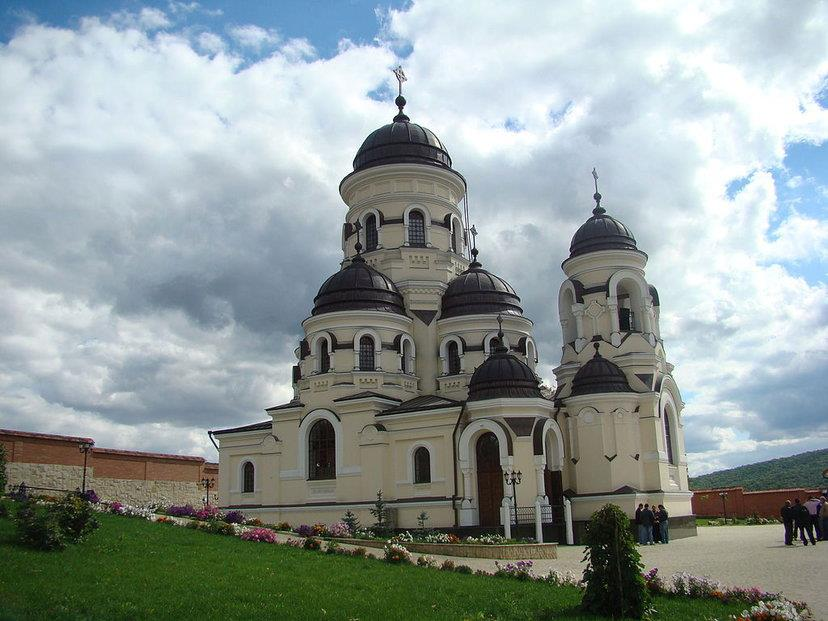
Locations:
794;498;816;545
804;496;821;540
820;496;827;541
657;504;669;544
641;503;655;545
635;503;644;545
781;500;794;546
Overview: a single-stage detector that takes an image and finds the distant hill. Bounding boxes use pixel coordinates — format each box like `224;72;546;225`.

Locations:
689;448;828;492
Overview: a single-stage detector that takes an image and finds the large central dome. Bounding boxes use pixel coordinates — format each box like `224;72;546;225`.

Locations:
352;95;453;173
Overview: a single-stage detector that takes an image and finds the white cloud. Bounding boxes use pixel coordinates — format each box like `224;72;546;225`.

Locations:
0;1;826;475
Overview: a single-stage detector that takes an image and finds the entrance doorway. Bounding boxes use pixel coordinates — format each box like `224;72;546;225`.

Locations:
476;432;503;526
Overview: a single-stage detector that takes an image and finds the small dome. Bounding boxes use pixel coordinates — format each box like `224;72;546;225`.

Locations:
312;255;405;316
352;96;453;173
569;204;638;258
441;251;523;319
468;339;541;401
569;343;633;396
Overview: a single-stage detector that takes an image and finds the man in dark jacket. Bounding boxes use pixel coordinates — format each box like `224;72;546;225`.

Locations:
657;504;669;543
641;503;655;545
635;503;644;544
780;500;794;545
793;498;816;545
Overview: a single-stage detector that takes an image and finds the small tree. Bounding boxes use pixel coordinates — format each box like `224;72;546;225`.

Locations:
369;490;388;531
417;511;429;530
342;510;360;533
581;503;650;619
0;443;7;495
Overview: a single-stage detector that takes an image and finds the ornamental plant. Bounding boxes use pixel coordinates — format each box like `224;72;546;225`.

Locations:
342;510;360;533
81;489;100;504
327;521;351;538
580;503;649;619
15;499;65;551
0;443;7;495
303;536;322;551
294;524;314;537
494;561;534;581
241;528;277;543
55;493;100;543
311;523;327;537
383;542;411;564
222;510;245;524
370;490;389;532
167;504;197;518
194;505;219;521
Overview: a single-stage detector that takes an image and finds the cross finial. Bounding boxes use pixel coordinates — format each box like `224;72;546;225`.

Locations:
470;224;478;249
469;225;481;266
352;221;365;262
591;167;605;215
392;65;407;96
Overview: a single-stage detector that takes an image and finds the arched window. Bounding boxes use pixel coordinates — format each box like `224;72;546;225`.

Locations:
319;340;330;373
365;214;378;251
450;220;458;253
242;461;254;493
309;419;336;480
408;210;426;247
359;335;375;371
402;339;414;374
664;412;676;465
447;341;461;375
413;447;431;484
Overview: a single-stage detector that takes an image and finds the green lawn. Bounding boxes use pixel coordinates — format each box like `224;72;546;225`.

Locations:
0;510;745;620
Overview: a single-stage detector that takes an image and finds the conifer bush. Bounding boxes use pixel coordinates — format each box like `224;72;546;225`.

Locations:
580;504;650;619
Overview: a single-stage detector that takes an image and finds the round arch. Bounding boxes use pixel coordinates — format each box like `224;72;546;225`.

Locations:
238;458;257;493
407;440;436;484
403;204;432;246
353;328;382;370
539;418;565;471
558;280;579;344
309;331;334;373
483;331;510;356
439;334;465;374
397;333;416;374
359;208;383;250
297;409;343;479
457;419;513;467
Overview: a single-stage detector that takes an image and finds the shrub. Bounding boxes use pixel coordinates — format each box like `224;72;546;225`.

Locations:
383;542;411;564
205;520;236;536
351;546;367;557
223;510;245;524
370;490;389;531
455;564;473;574
11;483;29;503
312;523;327;537
325;540;341;554
15;499;65;551
581;504;649;620
241;528;277;543
55;493;100;543
194;505;219;521
294;524;314;537
245;517;263;527
421;532;460;544
464;533;507;545
275;521;291;531
167;504;197;518
342;510;360;533
0;503;8;519
327;521;351;538
494;561;533;581
416;555;436;567
0;443;7;495
440;560;455;571
417;511;429;530
303;537;322;551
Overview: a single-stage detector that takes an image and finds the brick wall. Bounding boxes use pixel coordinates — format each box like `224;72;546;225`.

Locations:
1;428;219;507
692;487;825;519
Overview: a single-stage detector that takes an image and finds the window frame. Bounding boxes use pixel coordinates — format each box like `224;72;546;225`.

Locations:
413;446;431;484
308;419;336;481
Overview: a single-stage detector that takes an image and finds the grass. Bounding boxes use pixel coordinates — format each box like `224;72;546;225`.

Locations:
0;508;746;620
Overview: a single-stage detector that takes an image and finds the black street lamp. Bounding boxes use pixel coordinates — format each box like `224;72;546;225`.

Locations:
78;440;94;494
718;491;728;524
504;470;522;522
201;477;215;506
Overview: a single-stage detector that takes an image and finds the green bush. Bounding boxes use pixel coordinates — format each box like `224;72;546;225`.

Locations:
581;504;650;619
15;500;65;551
205;520;235;536
55;493;100;543
0;443;7;495
303;537;322;551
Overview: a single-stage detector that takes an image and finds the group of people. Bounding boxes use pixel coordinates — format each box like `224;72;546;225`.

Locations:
781;496;826;546
635;503;669;545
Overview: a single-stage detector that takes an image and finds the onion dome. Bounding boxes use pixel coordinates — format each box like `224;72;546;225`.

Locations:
569;185;638;258
569;343;633;396
468;328;541;401
440;249;523;319
312;243;405;316
352;95;453;173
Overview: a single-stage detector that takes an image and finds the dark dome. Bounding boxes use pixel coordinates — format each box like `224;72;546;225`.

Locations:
569;202;638;258
468;340;542;401
312;255;405;316
569;343;633;396
352;96;453;173
440;251;523;319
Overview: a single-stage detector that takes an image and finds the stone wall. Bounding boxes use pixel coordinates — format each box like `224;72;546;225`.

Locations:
692;487;824;519
1;428;219;507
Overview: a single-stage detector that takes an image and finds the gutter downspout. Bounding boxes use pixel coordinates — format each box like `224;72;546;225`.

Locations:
207;430;219;452
451;401;468;528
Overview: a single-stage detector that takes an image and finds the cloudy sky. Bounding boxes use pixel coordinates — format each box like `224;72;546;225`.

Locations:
1;1;826;475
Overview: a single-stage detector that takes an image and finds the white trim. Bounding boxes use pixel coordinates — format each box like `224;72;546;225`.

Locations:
359;208;383;250
398;333;416;374
449;215;464;254
236;458;258;494
540;418;565;471
297;409;343;480
353;328;381;370
408;441;436;484
457;419;512;466
403;204;432;246
524;337;538;369
232;499;455;513
660;390;680;466
439;335;465;374
309;331;334;374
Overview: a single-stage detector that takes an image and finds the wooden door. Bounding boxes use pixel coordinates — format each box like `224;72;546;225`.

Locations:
476;432;503;526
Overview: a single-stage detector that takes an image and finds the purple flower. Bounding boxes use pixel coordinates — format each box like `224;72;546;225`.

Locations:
223;510;246;524
294;524;314;537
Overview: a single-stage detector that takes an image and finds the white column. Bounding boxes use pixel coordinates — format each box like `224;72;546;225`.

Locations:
607;295;621;346
534;498;544;544
502;503;512;540
534;464;546;501
564;497;574;545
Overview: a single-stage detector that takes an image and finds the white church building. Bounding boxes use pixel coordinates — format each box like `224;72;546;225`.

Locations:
211;87;693;542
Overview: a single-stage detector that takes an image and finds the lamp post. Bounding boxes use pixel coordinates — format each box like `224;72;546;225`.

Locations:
201;477;215;506
504;470;522;523
718;491;728;524
78;440;94;494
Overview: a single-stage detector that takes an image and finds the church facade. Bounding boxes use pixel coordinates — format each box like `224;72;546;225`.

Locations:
212;91;693;541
